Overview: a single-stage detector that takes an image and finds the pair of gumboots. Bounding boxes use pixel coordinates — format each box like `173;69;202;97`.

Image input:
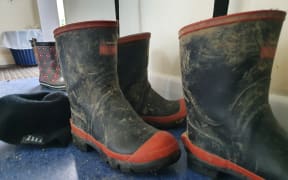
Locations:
39;10;288;179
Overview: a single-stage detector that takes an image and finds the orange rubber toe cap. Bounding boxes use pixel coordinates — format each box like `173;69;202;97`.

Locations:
71;121;180;164
128;131;180;163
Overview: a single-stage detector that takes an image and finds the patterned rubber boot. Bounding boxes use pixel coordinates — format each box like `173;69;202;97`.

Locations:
32;39;66;90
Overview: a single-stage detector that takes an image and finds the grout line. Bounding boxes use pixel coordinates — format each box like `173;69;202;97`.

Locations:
0;66;39;81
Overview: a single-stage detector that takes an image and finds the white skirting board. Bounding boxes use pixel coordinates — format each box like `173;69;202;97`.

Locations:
148;72;288;131
148;72;183;100
270;94;288;131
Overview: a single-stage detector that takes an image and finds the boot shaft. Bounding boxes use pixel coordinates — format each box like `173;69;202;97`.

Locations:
118;33;150;92
179;10;285;123
54;21;119;94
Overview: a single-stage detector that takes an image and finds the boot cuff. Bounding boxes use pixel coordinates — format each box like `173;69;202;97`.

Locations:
54;20;118;37
118;32;151;44
179;10;286;38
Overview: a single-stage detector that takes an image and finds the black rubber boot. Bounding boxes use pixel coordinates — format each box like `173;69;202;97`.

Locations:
0;92;71;147
54;21;180;173
179;10;288;179
31;39;66;90
118;33;187;129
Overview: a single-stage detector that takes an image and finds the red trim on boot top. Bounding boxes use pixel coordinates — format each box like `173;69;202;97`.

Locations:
54;21;118;37
142;99;187;124
179;10;286;38
118;32;151;44
70;121;180;163
181;133;264;180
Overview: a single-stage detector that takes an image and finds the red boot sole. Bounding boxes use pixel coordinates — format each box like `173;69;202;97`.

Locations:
70;121;181;173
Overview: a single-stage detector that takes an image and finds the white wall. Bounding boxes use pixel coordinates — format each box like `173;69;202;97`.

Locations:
63;0;115;23
0;0;40;66
63;0;140;36
37;0;60;41
119;0;141;36
140;0;215;77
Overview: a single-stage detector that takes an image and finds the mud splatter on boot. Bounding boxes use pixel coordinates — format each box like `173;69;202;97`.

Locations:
179;10;288;179
54;21;180;173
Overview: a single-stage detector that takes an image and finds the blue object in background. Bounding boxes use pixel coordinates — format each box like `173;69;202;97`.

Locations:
0;78;212;180
10;49;37;66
